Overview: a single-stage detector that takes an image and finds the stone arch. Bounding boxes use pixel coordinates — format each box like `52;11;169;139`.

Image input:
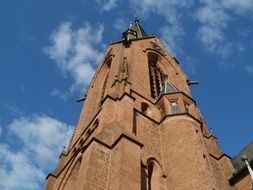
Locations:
147;158;166;190
146;48;179;73
145;48;180;99
91;55;113;85
146;51;168;74
147;52;167;99
141;102;152;117
97;58;112;106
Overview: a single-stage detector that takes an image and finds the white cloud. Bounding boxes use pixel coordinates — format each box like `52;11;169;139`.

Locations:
196;1;229;26
196;0;230;53
0;115;74;190
129;0;193;21
19;29;35;42
0;145;44;190
222;0;253;17
44;22;104;95
128;0;193;55
195;0;250;60
4;104;23;116
126;0;248;61
159;24;184;55
246;65;253;74
96;0;118;11
113;18;128;31
198;26;224;52
9;115;73;167
51;88;68;101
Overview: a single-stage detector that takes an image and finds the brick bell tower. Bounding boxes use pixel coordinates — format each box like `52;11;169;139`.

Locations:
45;20;235;190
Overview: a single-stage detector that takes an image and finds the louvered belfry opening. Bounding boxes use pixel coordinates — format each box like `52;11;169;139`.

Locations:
148;52;166;99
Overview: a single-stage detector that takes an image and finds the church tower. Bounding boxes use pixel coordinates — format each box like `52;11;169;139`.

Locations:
45;20;238;190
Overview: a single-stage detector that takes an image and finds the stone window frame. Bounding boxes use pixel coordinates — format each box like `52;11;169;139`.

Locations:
147;52;167;99
146;158;166;190
170;101;179;114
156;92;196;118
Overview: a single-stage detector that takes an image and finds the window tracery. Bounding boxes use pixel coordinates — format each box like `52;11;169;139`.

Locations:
148;53;167;99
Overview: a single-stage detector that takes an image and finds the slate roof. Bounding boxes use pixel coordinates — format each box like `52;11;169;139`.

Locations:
231;141;253;177
122;19;148;41
129;19;148;38
160;78;179;95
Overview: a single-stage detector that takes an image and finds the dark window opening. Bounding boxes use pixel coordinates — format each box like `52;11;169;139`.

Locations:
185;103;189;113
141;102;149;114
148;61;165;99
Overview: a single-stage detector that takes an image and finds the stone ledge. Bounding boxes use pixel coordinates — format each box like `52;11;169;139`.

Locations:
46;130;143;179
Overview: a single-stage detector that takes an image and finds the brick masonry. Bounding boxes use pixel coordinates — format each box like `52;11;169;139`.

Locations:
45;32;251;190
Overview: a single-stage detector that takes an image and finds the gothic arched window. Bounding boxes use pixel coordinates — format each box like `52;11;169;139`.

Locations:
147;159;165;190
148;52;167;99
99;58;112;106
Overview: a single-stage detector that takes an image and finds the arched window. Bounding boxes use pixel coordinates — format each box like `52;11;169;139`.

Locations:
147;159;165;190
62;158;82;190
99;59;112;106
141;102;149;114
148;52;166;99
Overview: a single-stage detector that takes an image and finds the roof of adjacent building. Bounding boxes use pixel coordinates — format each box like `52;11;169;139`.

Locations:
231;141;253;177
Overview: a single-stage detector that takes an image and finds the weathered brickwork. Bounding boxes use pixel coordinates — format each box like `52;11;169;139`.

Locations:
45;21;251;190
160;116;218;189
233;174;252;190
136;113;163;164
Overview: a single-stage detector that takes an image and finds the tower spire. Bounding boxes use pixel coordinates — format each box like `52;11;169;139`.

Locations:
134;16;139;23
122;19;148;46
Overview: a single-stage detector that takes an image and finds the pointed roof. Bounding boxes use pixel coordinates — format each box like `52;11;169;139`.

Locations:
129;19;148;38
160;79;179;95
122;19;148;43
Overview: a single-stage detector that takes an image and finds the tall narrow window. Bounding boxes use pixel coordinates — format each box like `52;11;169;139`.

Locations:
148;53;166;99
99;59;112;106
171;102;179;114
185;103;189;113
141;102;149;114
147;159;164;190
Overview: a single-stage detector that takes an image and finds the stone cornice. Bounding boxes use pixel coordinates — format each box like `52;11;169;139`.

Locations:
110;35;156;45
46;131;143;179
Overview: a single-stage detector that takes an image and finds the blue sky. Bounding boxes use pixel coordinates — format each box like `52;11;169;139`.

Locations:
1;0;253;189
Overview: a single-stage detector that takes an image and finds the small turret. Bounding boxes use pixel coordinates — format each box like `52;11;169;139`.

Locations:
122;19;148;46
